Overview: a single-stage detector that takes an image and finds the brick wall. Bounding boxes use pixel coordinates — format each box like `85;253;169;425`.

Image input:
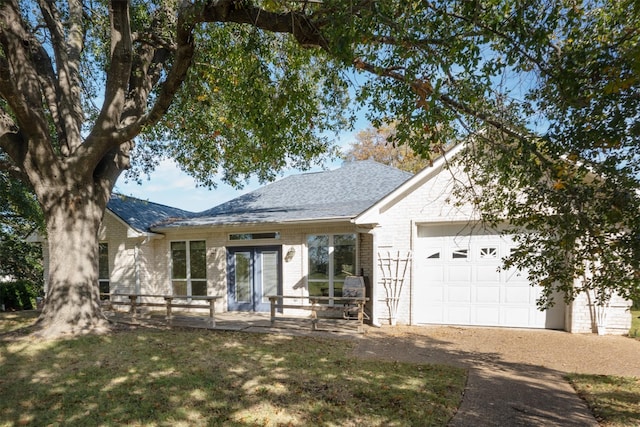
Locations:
569;290;632;335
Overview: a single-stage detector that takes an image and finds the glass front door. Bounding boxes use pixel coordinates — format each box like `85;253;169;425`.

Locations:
227;246;281;311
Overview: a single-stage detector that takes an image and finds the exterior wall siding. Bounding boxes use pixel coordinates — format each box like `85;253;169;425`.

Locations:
98;212;137;296
368;163;477;325
569;292;632;335
140;222;360;314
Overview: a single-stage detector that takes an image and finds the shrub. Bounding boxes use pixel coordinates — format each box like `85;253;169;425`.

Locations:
0;280;39;311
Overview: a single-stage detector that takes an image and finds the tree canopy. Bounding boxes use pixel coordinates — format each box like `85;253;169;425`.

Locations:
0;0;638;335
342;123;432;174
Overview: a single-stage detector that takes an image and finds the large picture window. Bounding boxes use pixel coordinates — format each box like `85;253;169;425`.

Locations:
98;243;109;299
171;240;207;296
307;234;356;301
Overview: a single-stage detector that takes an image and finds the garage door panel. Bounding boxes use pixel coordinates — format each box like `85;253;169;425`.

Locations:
475;286;500;303
414;227;565;330
475;307;500;325
447;306;472;324
505;286;532;304
448;286;472;302
422;265;444;281
421;285;444;302
504;269;527;284
448;266;472;281
503;307;533;326
477;265;500;282
421;305;446;323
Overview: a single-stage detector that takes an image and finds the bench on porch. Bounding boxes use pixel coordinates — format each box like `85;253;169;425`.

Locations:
267;295;369;333
104;293;220;328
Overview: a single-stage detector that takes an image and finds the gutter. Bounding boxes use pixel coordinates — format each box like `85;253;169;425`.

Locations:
150;216;356;232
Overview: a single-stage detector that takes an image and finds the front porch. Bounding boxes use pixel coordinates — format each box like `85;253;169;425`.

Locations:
104;309;370;336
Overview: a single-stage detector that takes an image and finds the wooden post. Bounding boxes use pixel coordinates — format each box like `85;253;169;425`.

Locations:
310;298;318;331
269;296;276;326
165;297;173;322
129;295;137;319
357;301;364;333
208;298;216;329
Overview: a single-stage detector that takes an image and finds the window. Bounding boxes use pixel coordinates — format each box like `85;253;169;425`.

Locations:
452;249;468;259
307;234;356;302
98;243;109;299
171;240;207;296
229;232;280;241
480;247;498;259
427;251;440;259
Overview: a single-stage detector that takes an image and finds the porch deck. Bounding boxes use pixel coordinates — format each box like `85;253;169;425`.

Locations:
104;310;369;336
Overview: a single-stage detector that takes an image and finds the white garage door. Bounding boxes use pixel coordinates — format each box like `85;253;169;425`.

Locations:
414;225;564;329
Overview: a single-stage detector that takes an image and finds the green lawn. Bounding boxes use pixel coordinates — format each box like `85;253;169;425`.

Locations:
565;309;640;426
630;309;640;339
0;310;39;334
568;374;640;427
0;312;465;426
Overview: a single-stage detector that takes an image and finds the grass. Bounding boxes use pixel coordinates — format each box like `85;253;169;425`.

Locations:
568;374;640;427
0;311;466;426
629;310;640;339
0;310;39;334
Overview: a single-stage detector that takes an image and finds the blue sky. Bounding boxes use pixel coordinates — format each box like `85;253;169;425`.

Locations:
114;129;360;212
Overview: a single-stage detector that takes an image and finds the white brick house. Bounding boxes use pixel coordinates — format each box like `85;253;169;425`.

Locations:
59;148;632;335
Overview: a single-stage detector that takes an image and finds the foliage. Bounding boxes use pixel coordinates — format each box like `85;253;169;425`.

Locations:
0;280;37;311
342;123;432;174
0;320;466;426
0;172;44;306
447;1;640;308
455;128;640;308
569;373;640;427
135;24;349;188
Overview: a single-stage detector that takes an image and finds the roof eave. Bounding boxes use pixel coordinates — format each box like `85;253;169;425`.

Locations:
150;215;357;232
353;142;465;225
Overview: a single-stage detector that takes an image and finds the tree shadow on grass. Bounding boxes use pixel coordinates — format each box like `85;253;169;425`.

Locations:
0;325;465;426
353;327;640;426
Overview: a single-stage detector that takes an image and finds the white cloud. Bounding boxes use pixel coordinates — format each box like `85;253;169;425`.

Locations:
113;124;369;212
114;159;255;212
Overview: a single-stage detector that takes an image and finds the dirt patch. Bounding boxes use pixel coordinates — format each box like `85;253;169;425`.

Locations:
355;325;640;377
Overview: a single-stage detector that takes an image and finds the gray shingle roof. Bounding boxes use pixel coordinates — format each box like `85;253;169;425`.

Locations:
157;160;412;229
107;194;194;233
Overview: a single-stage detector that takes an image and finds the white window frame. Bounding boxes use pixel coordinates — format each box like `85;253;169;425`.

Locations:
98;242;110;299
306;233;358;302
170;240;207;297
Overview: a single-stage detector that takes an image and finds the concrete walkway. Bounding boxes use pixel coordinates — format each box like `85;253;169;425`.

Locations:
108;312;636;426
448;363;598;426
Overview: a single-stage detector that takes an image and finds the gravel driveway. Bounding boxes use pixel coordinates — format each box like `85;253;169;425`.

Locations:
353;325;639;426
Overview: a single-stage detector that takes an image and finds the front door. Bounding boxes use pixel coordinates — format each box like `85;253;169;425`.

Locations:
227;246;281;311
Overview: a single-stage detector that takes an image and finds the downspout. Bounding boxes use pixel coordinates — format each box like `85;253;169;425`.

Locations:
134;243;141;296
410;220;415;325
370;228;382;327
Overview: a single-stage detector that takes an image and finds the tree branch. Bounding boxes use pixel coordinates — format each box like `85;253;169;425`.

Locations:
0;0;50;142
37;0;85;153
79;0;135;176
197;0;328;49
85;0;133;146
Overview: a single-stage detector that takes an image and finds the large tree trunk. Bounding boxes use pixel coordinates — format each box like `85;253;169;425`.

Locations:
36;191;111;338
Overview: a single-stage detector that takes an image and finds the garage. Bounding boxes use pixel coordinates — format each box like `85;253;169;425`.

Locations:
413;224;565;329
